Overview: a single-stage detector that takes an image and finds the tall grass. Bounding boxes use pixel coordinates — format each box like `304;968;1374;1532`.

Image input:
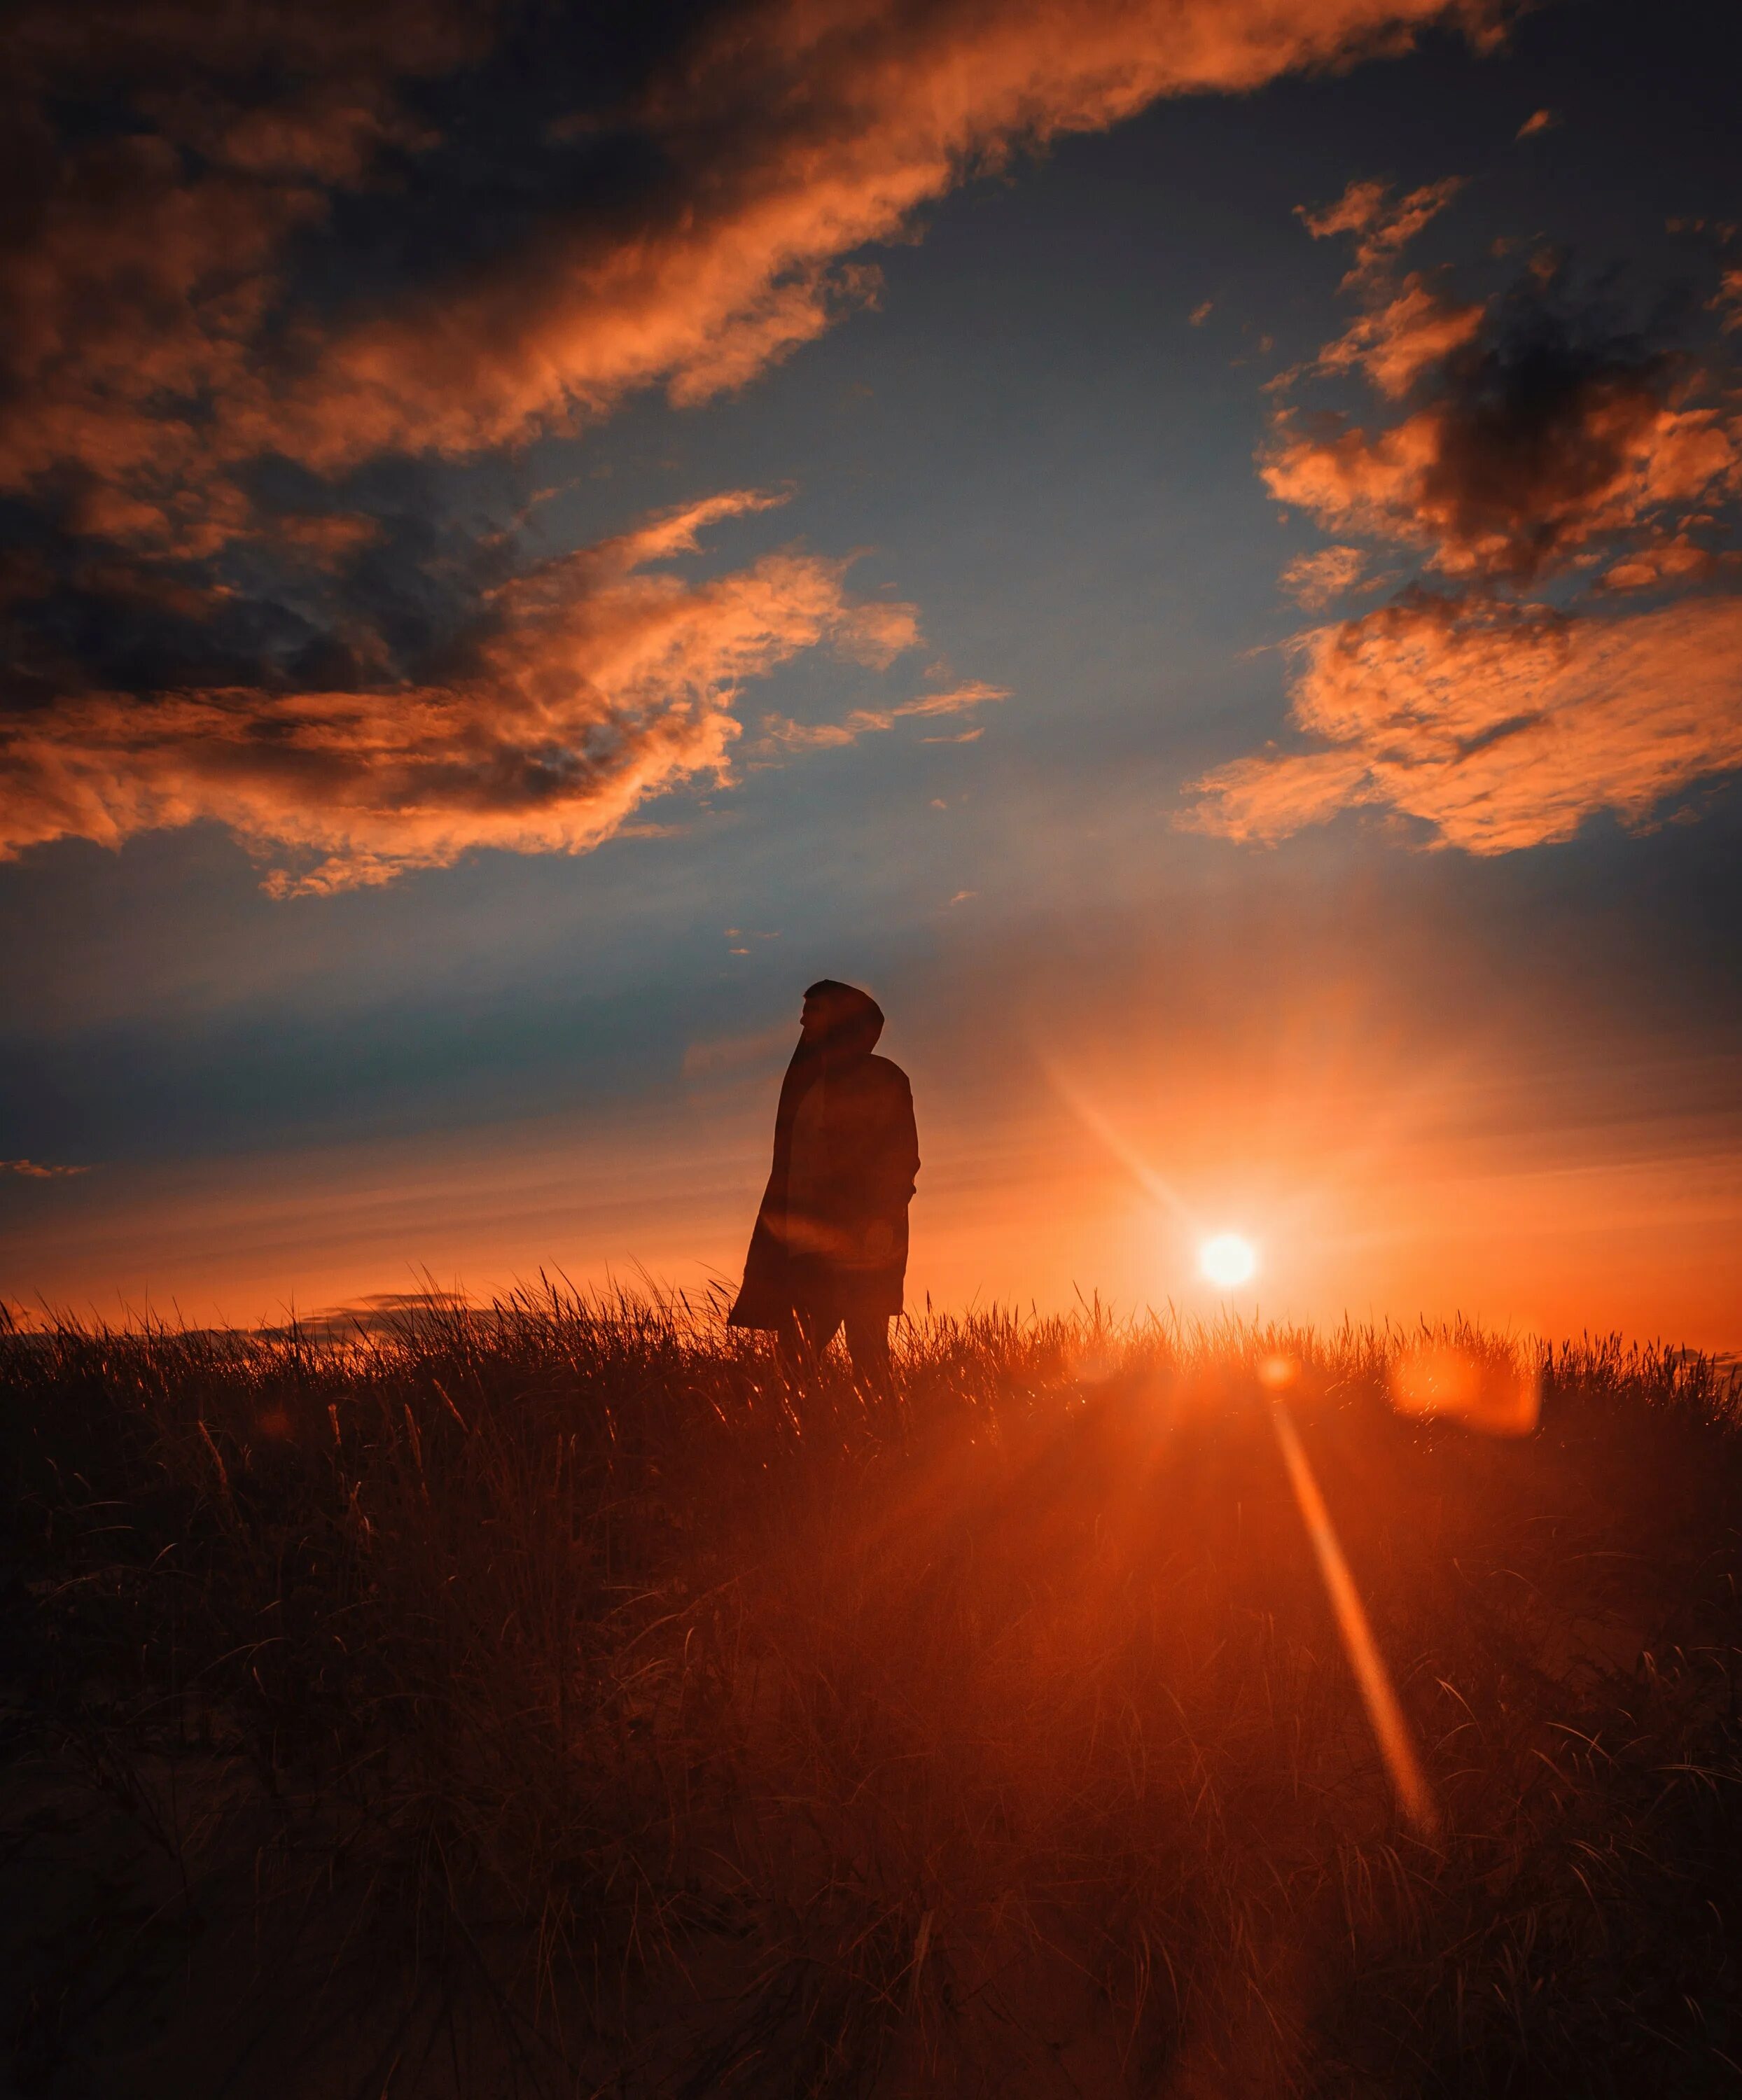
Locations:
1;1289;1738;2096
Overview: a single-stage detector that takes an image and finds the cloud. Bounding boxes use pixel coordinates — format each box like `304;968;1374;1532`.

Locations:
1186;592;1742;852
1515;107;1556;139
1;1158;92;1177
1194;173;1742;855
1281;545;1367;608
1299;176;1464;286
0;1;485;554
888;681;1010;719
760;680;1008;752
0;493;918;893
760;715;863;752
1598;534;1718;594
1264;316;1742;582
1312;277;1485;398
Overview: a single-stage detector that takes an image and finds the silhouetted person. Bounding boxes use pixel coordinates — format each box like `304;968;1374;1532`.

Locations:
729;980;919;1396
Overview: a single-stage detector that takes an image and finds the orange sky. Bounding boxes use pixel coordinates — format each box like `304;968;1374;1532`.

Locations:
11;996;1737;1351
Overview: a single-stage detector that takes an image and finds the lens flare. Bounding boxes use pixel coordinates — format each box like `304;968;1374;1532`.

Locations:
1388;1342;1540;1436
1199;1232;1257;1288
1269;1397;1441;1841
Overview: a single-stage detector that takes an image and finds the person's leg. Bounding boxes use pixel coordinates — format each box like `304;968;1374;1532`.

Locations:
842;1312;893;1403
805;1303;846;1353
781;1300;843;1385
774;1310;806;1386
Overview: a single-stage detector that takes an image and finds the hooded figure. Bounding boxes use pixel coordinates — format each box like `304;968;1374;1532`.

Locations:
729;979;919;1382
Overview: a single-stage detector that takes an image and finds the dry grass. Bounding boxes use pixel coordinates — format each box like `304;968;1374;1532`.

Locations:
1;1287;1739;2096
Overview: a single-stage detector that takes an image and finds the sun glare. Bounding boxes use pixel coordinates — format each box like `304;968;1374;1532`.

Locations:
1199;1231;1257;1289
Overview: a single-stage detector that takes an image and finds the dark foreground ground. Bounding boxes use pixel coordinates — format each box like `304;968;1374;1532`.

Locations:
1;1292;1739;2098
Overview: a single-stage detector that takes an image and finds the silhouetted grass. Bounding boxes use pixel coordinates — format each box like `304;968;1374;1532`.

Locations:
1;1289;1738;2096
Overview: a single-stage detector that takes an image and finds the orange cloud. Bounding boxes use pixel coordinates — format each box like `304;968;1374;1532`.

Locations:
274;3;1502;468
0;493;918;893
1299;176;1464;286
1598;533;1718;594
889;681;1010;719
1280;545;1367;608
0;0;1510;895
1186;592;1742;852
1314;276;1485;398
1264;369;1742;582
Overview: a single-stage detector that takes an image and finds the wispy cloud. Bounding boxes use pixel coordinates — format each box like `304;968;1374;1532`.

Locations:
1;1158;92;1178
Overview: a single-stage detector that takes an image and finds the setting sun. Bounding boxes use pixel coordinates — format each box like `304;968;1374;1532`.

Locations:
1199;1231;1258;1289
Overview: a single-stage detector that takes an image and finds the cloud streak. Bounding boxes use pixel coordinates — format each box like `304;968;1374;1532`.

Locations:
760;680;1008;752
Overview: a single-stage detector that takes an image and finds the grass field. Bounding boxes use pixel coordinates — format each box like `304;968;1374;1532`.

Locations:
2;1290;1739;2097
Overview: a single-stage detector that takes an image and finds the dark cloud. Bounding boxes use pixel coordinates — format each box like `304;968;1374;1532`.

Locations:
1267;304;1740;584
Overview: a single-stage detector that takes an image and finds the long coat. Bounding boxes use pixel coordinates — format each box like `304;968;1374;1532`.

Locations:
729;1043;919;1329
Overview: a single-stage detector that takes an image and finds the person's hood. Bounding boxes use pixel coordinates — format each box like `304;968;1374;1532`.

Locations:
807;979;884;1060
